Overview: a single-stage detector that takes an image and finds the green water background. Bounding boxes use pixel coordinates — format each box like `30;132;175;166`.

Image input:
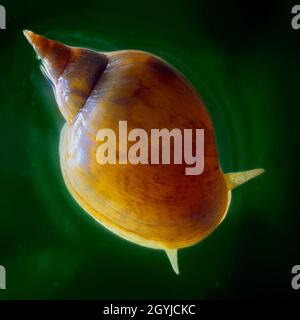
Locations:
0;0;299;299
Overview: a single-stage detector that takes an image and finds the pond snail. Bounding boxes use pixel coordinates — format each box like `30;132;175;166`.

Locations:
24;30;264;275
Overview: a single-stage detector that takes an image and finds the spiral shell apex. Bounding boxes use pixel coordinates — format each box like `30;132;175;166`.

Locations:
24;30;264;274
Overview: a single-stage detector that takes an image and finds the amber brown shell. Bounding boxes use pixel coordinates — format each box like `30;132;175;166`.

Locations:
24;31;264;253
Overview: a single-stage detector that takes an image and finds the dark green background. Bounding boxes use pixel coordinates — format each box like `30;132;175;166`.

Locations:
0;0;299;299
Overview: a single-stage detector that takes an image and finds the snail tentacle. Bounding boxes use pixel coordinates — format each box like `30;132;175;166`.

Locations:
224;168;265;190
165;249;179;275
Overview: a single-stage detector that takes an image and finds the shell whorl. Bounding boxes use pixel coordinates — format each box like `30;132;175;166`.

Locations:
24;30;108;123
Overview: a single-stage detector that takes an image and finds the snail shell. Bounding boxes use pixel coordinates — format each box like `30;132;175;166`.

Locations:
24;30;264;274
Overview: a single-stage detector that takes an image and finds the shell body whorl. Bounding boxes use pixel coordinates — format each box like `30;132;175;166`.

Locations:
59;49;229;249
